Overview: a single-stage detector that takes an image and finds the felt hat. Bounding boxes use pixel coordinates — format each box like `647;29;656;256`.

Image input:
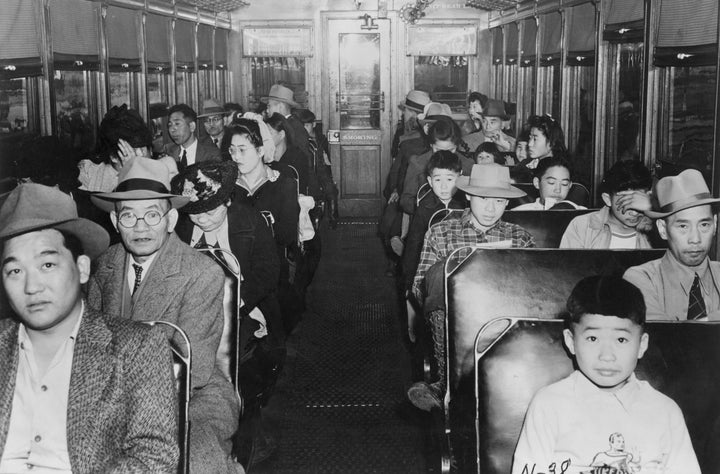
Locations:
198;99;225;118
482;99;509;120
91;157;190;213
171;161;238;215
398;90;431;113
456;164;526;198
645;169;720;218
295;109;316;124
418;102;454;125
0;183;110;259
261;84;300;108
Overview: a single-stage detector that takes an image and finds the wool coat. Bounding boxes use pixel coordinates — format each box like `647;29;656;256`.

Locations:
0;310;179;473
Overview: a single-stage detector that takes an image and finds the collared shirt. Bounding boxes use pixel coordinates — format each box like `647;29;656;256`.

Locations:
0;306;84;474
512;198;586;211
181;139;199;166
125;253;157;295
560;206;653;249
190;217;230;252
512;371;700;474
411;208;535;302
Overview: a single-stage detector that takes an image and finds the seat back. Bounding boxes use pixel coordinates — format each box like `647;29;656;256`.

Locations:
142;320;191;474
429;208;465;227
502;209;594;248
417;182;433;205
474;318;720;474
508;182;591;209
444;248;665;471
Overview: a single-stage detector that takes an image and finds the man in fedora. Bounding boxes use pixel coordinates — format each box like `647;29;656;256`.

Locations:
261;84;312;161
482;98;516;152
623;169;720;321
164;103;221;170
0;183;179;472
408;163;535;411
86;158;243;473
199;98;227;149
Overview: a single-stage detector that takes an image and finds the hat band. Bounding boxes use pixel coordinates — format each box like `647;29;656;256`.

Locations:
115;178;171;194
405;99;425;110
659;192;713;214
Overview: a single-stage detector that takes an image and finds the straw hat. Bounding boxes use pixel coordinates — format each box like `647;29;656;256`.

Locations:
0;183;109;259
91;157;190;212
398;90;431;113
171;161;238;215
456;164;526;198
261;84;300;108
645;169;720;218
198;98;225;118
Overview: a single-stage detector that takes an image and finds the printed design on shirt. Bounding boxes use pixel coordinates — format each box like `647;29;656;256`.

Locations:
589;432;640;473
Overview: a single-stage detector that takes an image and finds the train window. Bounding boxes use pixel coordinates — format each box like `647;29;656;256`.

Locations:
518;17;537;125
54;70;95;152
339;33;380;129
175;19;196;108
106;6;141;109
504;23;519;104
249;57;307;111
490;27;503;100
414;56;468;113
538;12;562;120
0;78;30;134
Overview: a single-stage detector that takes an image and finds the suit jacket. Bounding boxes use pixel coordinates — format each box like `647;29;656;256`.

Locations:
164;139;221;168
0;310;179;473
87;233;225;391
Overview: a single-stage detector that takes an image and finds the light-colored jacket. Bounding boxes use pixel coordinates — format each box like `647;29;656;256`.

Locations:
560;206;652;249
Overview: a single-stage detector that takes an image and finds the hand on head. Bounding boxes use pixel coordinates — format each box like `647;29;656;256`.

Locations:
614;190;652;215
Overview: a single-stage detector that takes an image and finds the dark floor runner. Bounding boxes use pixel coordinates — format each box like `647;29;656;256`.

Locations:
252;220;430;473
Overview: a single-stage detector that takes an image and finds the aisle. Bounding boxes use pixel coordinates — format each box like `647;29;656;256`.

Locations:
254;220;430;473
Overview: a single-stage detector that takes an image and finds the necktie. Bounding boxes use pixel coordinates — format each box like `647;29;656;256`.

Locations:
213;137;219;148
687;273;707;320
132;263;143;295
180;149;188;170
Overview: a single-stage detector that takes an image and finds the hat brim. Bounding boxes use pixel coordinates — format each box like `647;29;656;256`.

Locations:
198;109;226;118
91;191;190;213
260;96;300;109
455;179;526;199
398;102;424;113
483;114;510;120
0;218;110;260
645;198;720;218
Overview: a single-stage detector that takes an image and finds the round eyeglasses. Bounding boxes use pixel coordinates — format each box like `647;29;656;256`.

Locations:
117;209;170;228
203;116;224;125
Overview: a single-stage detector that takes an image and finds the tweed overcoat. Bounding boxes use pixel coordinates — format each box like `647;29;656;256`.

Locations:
0;309;179;473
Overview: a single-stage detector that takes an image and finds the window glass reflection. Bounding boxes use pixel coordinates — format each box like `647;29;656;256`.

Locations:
54;70;93;152
339;33;380;129
249;57;306;112
109;72;130;107
414;56;468;113
0;78;28;133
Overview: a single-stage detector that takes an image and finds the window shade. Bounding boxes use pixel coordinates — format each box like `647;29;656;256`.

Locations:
540;12;562;65
215;29;228;69
106;6;141;72
603;0;644;42
654;0;718;67
492;27;503;64
50;0;100;70
506;22;519;64
198;24;213;69
174;19;196;71
567;2;596;66
520;17;537;67
0;0;42;78
146;14;171;72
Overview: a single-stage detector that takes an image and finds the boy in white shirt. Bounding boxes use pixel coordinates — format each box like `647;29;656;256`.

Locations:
513;275;700;474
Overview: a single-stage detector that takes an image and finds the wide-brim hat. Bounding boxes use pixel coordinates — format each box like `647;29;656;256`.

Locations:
260;84;300;108
645;169;720;218
198;98;225;118
398;90;431;113
0;183;110;259
418;102;454;126
170;161;238;214
91;157;190;213
456;163;526;198
482;99;509;120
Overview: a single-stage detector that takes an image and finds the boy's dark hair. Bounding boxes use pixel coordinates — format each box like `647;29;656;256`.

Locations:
475;142;505;165
566;275;646;328
167;103;197;123
426;150;462;176
599;160;652;196
468;91;489;108
534;155;572;180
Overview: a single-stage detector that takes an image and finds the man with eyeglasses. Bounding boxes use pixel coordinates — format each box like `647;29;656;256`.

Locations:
199;99;227;149
87;158;244;473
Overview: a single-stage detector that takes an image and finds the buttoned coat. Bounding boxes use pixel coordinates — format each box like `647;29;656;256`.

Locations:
0;310;179;473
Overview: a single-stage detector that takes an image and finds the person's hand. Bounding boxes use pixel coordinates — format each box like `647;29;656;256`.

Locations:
615;190;652;214
117;138;150;165
388;190;399;204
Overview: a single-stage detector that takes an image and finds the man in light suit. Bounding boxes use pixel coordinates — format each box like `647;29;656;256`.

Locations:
87;158;243;473
164;103;221;170
0;183;178;472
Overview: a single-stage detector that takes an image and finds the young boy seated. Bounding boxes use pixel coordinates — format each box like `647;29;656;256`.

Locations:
402;150;466;298
560;160;653;248
512;275;700;474
512;156;586;210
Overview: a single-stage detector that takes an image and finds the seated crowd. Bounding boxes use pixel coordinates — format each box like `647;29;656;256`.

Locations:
0;83;337;471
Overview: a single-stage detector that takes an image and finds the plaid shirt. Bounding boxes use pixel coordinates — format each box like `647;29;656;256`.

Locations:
411;208;535;302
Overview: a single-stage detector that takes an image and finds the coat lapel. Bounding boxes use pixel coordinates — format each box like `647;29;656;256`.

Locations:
131;234;185;322
93;245;128;320
0;321;19;454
